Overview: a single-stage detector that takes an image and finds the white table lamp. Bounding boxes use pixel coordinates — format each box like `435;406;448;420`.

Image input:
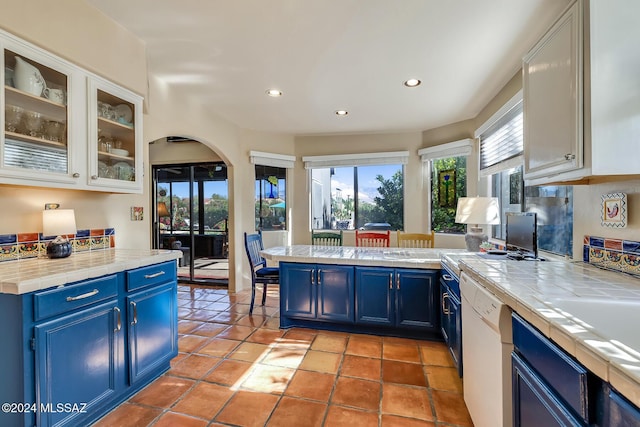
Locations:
455;197;500;252
42;208;77;258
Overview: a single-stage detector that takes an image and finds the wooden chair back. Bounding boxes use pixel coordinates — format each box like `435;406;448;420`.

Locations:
396;231;435;248
244;232;266;272
355;230;390;247
311;230;343;246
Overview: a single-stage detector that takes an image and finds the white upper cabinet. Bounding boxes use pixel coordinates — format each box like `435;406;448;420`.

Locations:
87;77;143;192
523;0;583;181
589;0;640;175
523;0;640;185
0;29;143;193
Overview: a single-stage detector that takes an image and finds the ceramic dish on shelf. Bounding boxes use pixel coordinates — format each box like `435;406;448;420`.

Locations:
114;104;133;123
113;161;134;181
109;148;129;157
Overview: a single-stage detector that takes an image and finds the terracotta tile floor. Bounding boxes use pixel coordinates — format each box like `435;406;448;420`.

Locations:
93;284;473;427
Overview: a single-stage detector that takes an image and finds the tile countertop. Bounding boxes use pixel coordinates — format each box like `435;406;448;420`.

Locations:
264;246;640;406
456;256;640;409
261;245;467;269
0;249;182;295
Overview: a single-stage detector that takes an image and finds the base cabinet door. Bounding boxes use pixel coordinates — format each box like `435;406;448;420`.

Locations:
35;300;122;427
396;269;438;329
281;262;316;319
281;262;354;322
127;281;177;384
317;265;354;322
355;267;394;326
512;352;585;427
440;280;462;376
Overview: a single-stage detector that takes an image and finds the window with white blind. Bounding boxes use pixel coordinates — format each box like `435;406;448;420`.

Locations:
477;91;524;177
476;91;573;256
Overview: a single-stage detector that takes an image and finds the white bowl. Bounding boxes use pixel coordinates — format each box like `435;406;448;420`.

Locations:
109;148;129;157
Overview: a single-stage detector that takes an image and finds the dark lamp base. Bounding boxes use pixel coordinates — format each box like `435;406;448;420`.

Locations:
47;241;72;259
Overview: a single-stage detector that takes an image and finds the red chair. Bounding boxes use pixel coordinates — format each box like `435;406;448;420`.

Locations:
355;230;390;247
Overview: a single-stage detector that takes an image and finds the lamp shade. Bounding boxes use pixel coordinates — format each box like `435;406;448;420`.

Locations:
455;197;500;225
157;202;170;217
42;209;77;237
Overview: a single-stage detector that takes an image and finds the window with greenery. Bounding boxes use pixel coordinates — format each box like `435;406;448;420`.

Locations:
431;156;467;233
310;164;403;230
255;165;287;231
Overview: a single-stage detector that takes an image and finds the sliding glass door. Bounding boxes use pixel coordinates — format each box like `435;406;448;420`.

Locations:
153;163;229;284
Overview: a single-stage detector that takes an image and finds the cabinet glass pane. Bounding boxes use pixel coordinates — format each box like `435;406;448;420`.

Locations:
3;49;68;173
96;89;135;182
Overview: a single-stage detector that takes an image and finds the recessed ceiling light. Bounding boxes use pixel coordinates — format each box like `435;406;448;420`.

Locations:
335;110;348;116
404;78;421;87
266;89;282;97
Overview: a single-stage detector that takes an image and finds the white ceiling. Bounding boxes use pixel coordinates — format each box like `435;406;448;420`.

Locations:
86;0;569;136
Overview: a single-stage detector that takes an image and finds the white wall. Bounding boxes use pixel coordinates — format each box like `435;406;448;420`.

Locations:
0;0;149;248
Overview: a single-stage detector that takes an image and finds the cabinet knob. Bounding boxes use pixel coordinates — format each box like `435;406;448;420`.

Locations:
91;175;98;180
72;173;80;178
564;153;576;161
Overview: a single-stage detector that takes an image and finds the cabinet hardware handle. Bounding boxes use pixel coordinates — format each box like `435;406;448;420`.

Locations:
310;269;315;285
317;269;322;285
389;273;393;290
114;307;121;332
396;274;400;290
442;292;450;315
144;271;165;279
91;175;98;180
564;153;576;161
72;173;80;178
442;274;454;281
131;301;138;325
66;289;99;302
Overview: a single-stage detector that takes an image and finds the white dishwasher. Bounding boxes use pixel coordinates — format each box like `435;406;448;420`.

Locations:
460;272;513;427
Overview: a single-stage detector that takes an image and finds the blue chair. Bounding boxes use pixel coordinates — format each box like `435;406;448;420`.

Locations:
244;232;279;313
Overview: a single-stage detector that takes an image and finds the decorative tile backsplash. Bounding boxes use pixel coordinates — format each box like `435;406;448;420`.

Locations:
0;228;115;262
583;235;640;277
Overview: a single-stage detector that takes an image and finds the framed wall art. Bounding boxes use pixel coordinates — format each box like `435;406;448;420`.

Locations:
601;192;626;228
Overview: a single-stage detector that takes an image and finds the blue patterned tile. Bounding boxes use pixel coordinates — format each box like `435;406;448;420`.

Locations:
589;236;605;248
0;234;17;244
583;245;590;263
75;229;90;238
623;240;640;254
105;228;115;236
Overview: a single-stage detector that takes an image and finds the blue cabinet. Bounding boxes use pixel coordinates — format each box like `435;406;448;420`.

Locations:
605;386;640;427
0;260;178;427
512;352;586;427
127;281;177;384
280;262;354;324
34;298;123;427
355;267;438;331
440;279;462;376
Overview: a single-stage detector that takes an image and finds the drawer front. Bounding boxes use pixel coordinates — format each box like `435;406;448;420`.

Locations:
34;275;118;321
440;263;460;298
512;313;591;423
127;261;177;291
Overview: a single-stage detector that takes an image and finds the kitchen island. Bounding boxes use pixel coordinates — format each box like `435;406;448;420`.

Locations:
262;246;459;339
0;249;181;427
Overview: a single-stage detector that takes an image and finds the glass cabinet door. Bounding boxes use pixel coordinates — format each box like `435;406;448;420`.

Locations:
3;48;71;180
87;77;142;192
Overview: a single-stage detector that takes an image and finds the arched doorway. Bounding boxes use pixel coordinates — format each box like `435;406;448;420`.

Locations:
150;137;230;285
